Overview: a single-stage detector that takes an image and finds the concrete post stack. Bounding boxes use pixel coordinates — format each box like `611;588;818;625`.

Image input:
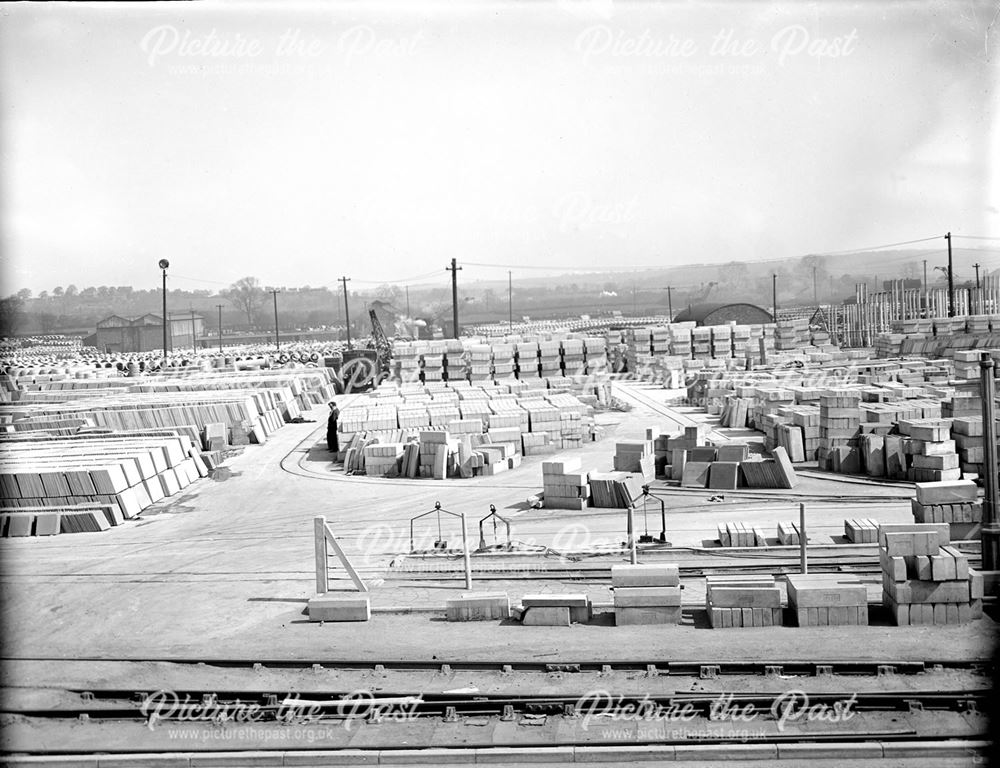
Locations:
422;342;445;382
515;340;540;379
732;324;752;361
691;326;712;361
952;416;984;478
787;573;869;626
880;522;982;625
611;564;682;625
650;326;671;357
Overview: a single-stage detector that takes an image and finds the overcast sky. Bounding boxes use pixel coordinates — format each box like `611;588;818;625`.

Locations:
0;1;995;295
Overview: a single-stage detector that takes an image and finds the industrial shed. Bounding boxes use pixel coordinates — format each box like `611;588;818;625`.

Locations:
672;302;774;326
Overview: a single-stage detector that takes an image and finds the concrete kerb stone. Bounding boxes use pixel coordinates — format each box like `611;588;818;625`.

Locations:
3;758;101;768
672;743;779;760
573;745;677;762
377;748;479;764
776;742;883;759
189;754;283;767
282;751;378;766
879;739;991;758
95;757;190;768
473;745;576;762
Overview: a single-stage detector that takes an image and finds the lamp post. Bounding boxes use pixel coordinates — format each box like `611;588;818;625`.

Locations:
158;259;170;363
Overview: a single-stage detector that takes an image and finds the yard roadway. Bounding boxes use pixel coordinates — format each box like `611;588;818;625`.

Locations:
0;391;994;666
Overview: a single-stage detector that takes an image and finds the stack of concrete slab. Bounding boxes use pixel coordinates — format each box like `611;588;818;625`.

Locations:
718;521;766;547
787;573;869;626
583;338;607;374
880;522;982;625
613;440;655;481
539;341;562;378
520;594;592;626
467;344;493;383
910;480;982;541
777;520;805;545
588;471;645;508
706;575;782;627
541;458;591;510
611;564;682;625
952;416;985;477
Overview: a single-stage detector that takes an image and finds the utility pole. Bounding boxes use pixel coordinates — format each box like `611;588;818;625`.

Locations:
946;231;955;317
508;270;513;333
405;286;410;318
923;260;928;293
446;258;462;339
980;352;999;570
216;304;224;354
189;304;197;353
665;286;673;321
339;276;352;348
772;273;778;322
974;263;981;289
158;259;170;361
270;289;280;350
812;266;818;305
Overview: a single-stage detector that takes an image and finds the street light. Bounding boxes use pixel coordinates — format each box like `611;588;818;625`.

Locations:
158;259;170;363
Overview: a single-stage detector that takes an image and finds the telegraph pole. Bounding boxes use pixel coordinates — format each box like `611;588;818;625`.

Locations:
270;289;280;350
665;286;673;321
946;231;955;317
812;265;818;305
508;270;513;333
446;258;462;339
772;273;778;322
980;352;999;570
216;304;224;353
158;259;170;361
405;286;410;318
339;276;352;348
974;263;981;289
189;304;197;352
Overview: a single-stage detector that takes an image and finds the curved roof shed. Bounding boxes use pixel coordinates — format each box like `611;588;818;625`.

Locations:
672;302;774;326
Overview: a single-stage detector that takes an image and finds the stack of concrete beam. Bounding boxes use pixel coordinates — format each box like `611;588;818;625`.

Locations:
668;326;692;358
818;389;862;471
394;342;422;383
777;520;805;545
910;480;982;541
707;575;782;627
515;341;539;379
362;442;405;476
898;418;960;482
880;522;982;625
611;564;682;625
787;574;868;626
731;324;752;359
418;430;452;479
650;327;671;356
625;328;652;370
944;390;982;419
844;518;879;543
541;458;590;510
691;327;712;360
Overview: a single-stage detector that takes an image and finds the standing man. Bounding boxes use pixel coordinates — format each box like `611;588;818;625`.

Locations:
327;401;340;455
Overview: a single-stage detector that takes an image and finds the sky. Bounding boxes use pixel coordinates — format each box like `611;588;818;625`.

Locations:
0;0;996;296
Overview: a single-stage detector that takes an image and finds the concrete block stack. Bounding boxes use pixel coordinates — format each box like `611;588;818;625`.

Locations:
612;564;682;625
776;318;809;350
515;340;539;379
731;324;752;360
668;326;692;358
706;575;782;627
880;522;982;625
777;520;805;545
717;521;766;547
952;349;984;380
910;480;982;541
787;574;869;626
844;518;879;543
422;350;445;382
561;338;586;376
539;341;562;379
492;343;515;379
897;418;960;482
952;416;984;477
943;390;982;419
467;344;493;382
523;398;562;448
393;342;423;383
818;389;861;471
418;430;453;479
583;337;607;374
691;327;712;360
613;439;655;480
650;327;671;356
710;325;733;359
541;458;590;510
362;442;406;476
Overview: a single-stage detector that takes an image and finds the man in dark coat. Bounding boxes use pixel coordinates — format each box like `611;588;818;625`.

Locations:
327;401;340;454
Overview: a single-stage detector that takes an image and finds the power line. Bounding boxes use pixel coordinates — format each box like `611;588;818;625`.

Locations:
807;235;943;257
